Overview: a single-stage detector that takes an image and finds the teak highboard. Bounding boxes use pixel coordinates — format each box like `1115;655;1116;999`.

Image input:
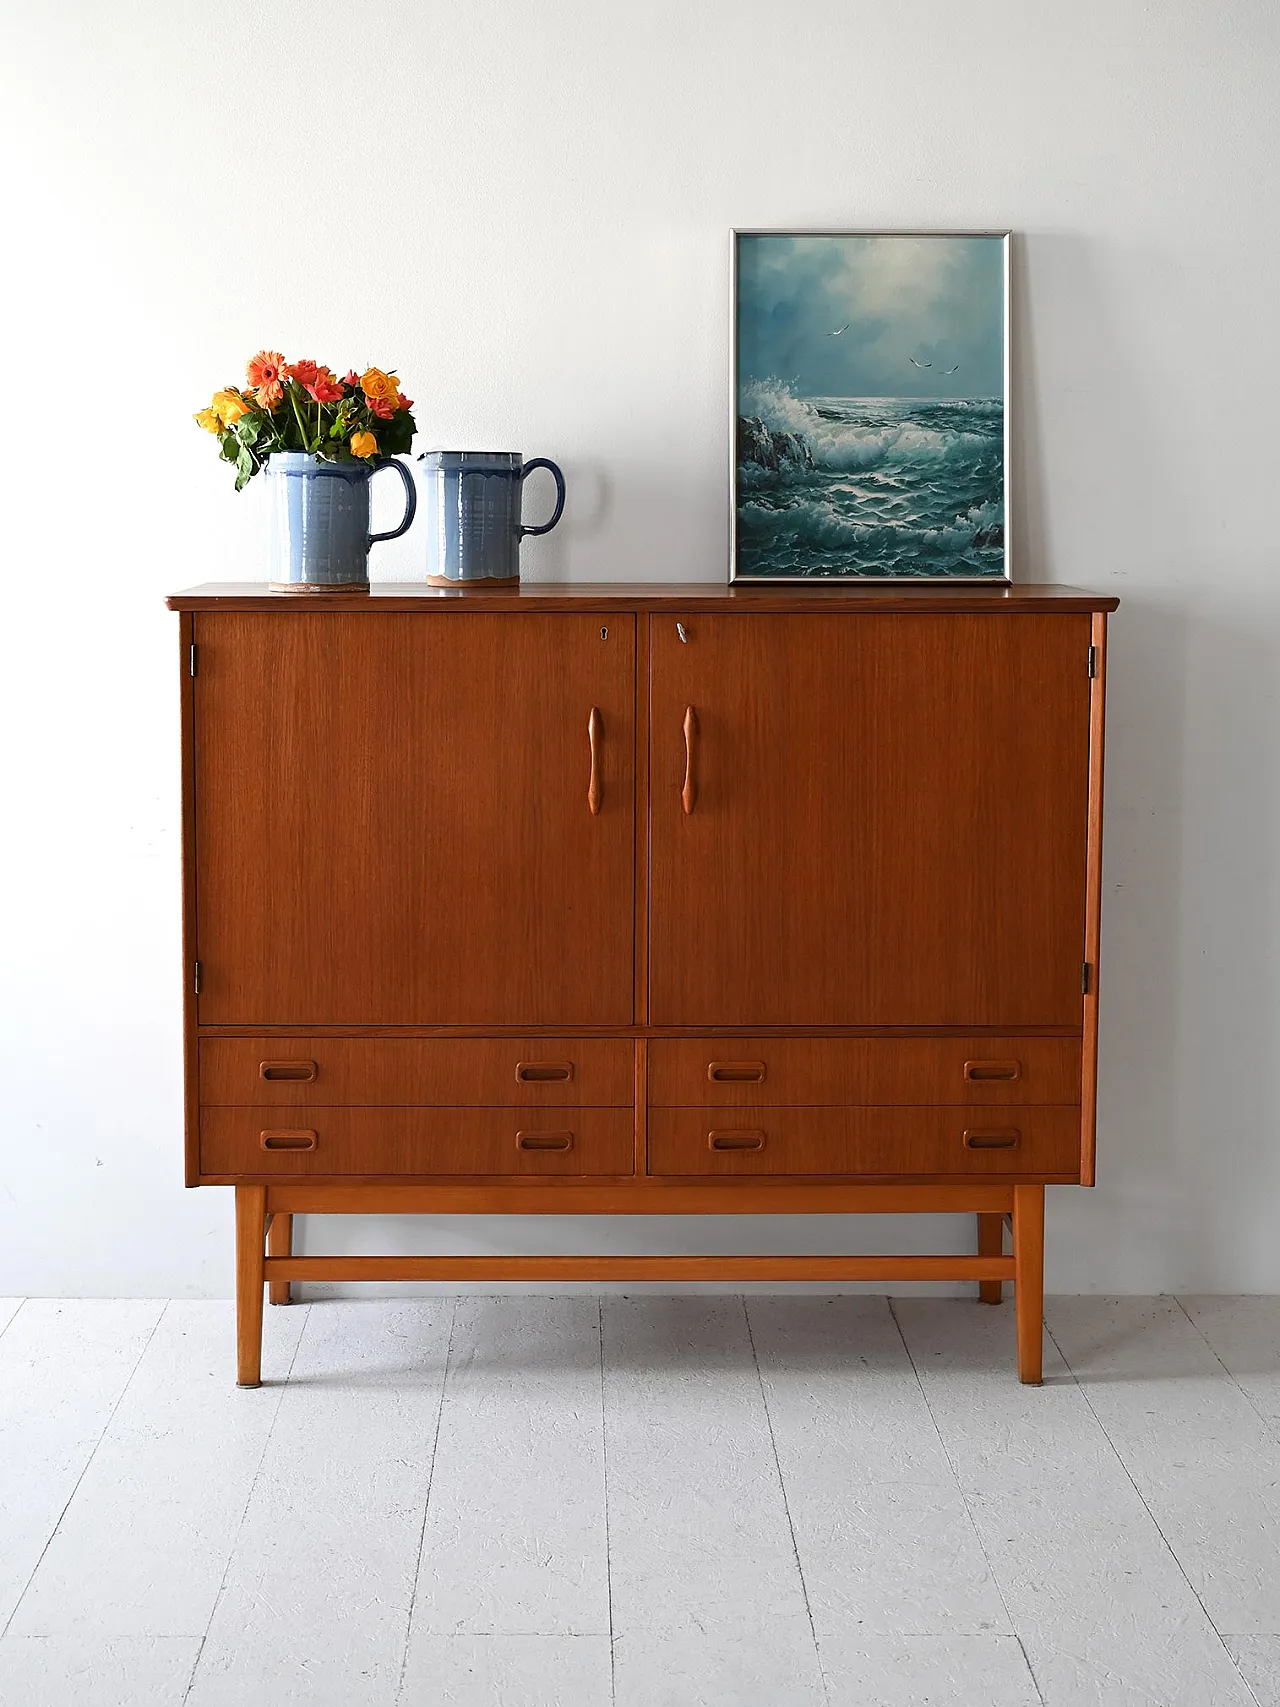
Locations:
167;581;1117;1384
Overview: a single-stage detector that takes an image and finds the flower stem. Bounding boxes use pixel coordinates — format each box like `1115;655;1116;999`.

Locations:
288;383;311;452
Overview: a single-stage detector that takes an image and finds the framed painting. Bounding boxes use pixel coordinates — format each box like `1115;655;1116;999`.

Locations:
730;230;1011;583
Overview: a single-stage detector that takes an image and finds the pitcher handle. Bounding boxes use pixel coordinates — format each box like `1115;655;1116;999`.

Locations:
368;457;418;546
518;457;566;538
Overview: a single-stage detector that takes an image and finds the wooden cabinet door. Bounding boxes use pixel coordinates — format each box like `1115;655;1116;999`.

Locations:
648;613;1091;1027
195;612;634;1025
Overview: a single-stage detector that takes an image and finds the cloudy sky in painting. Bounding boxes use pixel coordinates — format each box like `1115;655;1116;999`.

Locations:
736;234;1005;401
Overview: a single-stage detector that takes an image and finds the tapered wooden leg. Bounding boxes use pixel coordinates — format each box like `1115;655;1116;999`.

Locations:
1013;1185;1045;1384
268;1211;293;1306
235;1185;267;1387
977;1211;1004;1304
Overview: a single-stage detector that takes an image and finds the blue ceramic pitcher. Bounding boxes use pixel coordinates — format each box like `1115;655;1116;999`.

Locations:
418;451;566;586
266;452;417;591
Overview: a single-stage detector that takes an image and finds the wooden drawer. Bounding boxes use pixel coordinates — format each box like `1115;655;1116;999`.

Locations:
199;1037;633;1107
647;1037;1081;1107
647;1106;1082;1179
200;1107;635;1178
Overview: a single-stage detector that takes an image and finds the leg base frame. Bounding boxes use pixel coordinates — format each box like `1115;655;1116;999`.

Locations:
233;1185;1047;1385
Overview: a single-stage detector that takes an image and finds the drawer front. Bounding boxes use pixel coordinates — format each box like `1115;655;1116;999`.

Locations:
200;1038;634;1107
647;1107;1082;1178
648;1037;1081;1107
201;1107;635;1178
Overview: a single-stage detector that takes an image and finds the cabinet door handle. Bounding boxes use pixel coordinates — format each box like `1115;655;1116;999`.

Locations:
588;706;603;816
260;1060;318;1082
516;1130;575;1151
963;1129;1022;1150
515;1061;575;1083
707;1061;767;1083
708;1130;766;1151
963;1060;1022;1083
682;705;698;815
260;1129;318;1152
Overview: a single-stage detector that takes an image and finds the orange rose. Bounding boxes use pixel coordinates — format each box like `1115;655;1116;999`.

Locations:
360;367;397;404
247;349;286;409
367;394;396;420
306;367;344;404
212;388;251;428
350;430;378;459
284;358;319;388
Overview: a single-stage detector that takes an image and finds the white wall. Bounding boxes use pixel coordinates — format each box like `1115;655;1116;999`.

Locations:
2;0;1277;1297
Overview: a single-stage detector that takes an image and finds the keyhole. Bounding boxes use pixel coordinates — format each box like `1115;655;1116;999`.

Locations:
600;626;608;640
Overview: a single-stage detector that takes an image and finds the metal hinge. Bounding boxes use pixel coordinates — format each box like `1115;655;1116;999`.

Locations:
1081;961;1091;994
190;643;198;677
194;960;203;994
1086;644;1097;679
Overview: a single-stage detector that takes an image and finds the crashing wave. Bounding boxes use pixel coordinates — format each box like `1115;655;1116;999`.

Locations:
739;377;992;474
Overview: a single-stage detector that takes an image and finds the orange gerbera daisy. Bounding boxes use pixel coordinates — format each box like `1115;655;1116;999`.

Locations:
247;349;286;409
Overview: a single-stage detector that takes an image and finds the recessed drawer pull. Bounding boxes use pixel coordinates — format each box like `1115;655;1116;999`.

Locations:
708;1130;767;1152
259;1060;318;1082
963;1129;1022;1150
514;1061;575;1084
707;1061;767;1084
963;1060;1022;1083
516;1130;575;1151
260;1129;318;1152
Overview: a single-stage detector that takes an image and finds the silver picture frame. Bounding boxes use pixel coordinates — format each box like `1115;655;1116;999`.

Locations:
729;229;1013;584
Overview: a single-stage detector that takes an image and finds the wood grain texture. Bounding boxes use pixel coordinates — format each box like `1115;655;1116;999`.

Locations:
1013;1184;1046;1384
263;1180;1017;1214
977;1211;1004;1305
266;1210;292;1305
263;1253;1016;1283
168;582;1121;614
648;1036;1082;1107
234;1186;266;1386
179;614;200;1188
1081;611;1109;1186
202;1106;636;1179
647;1106;1082;1179
193;611;635;1026
199;1036;633;1107
648;613;1093;1028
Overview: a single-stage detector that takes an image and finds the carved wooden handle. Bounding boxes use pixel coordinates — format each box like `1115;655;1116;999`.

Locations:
707;1061;767;1083
708;1130;766;1152
682;705;698;814
963;1129;1022;1150
588;706;603;816
260;1060;318;1082
515;1061;575;1083
260;1130;318;1152
516;1130;575;1152
963;1060;1022;1083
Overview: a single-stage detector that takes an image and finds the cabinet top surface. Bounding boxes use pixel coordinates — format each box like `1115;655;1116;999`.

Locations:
167;581;1118;613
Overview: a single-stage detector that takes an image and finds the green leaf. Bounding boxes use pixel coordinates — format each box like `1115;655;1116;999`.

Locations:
236;415;261;445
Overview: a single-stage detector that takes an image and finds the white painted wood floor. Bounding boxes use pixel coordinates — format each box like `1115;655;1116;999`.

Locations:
1;1295;1279;1706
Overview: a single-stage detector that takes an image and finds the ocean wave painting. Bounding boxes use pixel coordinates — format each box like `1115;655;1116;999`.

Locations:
733;233;1009;581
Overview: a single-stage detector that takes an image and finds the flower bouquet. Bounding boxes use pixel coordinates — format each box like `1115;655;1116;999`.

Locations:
194;350;420;589
195;351;416;489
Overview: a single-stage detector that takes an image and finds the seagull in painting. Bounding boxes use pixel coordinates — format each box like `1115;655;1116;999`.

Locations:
909;357;932;369
827;322;850;336
942;364;960;375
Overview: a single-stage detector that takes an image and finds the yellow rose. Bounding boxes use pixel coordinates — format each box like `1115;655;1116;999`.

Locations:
194;405;222;434
350;430;378;459
212;388;251;428
360;367;397;403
